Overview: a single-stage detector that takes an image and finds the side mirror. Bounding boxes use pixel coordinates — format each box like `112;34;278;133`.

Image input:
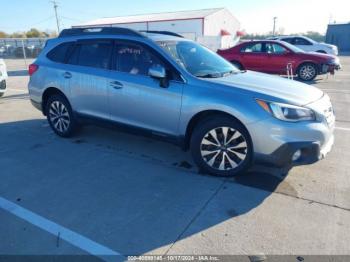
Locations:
149;64;166;79
148;64;168;88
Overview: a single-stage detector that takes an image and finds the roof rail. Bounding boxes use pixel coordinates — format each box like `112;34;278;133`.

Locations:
59;27;145;38
140;31;184;38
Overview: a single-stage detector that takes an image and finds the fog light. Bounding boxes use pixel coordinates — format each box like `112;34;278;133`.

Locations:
292;150;302;162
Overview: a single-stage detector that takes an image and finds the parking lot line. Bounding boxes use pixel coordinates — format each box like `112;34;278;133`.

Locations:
322;89;350;93
0;196;123;260
335;127;350;131
7;88;28;93
336;126;350;132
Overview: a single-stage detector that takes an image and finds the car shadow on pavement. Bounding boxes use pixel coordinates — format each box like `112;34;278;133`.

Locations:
0;119;292;255
1;93;29;100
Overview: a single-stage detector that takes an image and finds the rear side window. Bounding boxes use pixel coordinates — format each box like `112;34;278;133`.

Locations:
265;43;287;54
115;43;164;76
47;42;74;63
241;43;263;53
67;41;113;70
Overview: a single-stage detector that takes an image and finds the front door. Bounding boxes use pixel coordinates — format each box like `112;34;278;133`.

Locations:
264;43;295;75
294;37;314;52
108;41;184;136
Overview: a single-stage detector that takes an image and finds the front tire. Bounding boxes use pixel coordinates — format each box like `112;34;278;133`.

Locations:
46;94;79;138
297;63;318;81
190;116;253;177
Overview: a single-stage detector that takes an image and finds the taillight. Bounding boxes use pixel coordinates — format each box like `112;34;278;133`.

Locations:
29;64;39;76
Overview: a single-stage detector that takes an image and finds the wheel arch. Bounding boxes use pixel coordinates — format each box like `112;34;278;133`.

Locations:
183;110;251;151
42;87;70;116
296;61;320;74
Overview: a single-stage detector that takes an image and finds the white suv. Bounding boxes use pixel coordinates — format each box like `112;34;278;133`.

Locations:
0;59;8;97
270;36;339;56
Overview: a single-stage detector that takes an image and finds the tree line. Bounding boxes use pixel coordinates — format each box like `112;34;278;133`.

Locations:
0;28;57;38
241;31;326;42
0;28;325;42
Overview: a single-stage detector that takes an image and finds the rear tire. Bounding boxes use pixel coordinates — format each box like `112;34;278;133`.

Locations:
45;94;79;138
297;63;318;81
0;92;4;97
190;116;253;177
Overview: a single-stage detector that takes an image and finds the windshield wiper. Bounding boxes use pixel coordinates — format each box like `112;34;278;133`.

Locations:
222;70;238;77
195;73;222;78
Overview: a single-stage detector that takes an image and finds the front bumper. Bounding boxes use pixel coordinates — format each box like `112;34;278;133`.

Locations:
248;98;335;168
320;63;342;75
254;134;334;167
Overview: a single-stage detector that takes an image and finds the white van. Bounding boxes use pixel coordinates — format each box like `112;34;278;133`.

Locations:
0;59;8;97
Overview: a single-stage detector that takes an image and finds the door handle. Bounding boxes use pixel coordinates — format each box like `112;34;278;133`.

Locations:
63;72;72;79
110;81;123;89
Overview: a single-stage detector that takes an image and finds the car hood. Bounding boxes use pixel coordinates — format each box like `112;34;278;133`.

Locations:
303;51;335;60
321;42;337;49
205;71;324;106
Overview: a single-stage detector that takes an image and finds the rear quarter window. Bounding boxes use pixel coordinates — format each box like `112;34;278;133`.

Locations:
47;42;75;63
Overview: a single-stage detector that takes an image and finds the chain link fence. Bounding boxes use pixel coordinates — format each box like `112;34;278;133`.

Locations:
0;38;49;70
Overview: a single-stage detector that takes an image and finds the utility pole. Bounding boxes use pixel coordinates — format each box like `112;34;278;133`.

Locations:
272;17;277;36
51;0;60;34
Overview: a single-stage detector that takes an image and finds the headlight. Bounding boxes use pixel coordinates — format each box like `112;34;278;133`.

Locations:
257;100;316;122
328;57;339;64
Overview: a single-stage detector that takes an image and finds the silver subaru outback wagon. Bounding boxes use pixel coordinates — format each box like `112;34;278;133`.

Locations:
28;27;335;177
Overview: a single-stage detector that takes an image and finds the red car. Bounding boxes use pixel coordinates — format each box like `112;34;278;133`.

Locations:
218;40;341;81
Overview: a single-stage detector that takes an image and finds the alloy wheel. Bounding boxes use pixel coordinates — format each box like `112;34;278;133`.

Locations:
49;101;70;133
200;127;248;171
300;65;316;80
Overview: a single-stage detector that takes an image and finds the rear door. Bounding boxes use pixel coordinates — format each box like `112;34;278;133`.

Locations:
239;42;266;72
65;39;113;120
108;40;184;135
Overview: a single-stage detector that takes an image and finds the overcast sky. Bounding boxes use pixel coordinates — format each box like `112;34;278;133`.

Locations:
0;0;349;34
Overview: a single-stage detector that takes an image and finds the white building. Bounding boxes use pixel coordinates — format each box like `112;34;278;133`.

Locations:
73;8;241;50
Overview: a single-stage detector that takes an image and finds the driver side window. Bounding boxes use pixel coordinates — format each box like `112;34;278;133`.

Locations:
265;43;287;54
115;43;164;76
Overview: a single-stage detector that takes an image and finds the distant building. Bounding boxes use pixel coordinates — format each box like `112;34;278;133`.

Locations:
73;8;242;50
326;23;350;52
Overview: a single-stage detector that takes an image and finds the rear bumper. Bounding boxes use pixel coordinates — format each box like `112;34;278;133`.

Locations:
0;79;6;92
30;99;43;112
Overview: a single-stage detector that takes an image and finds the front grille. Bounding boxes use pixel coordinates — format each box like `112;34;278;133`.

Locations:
310;94;335;127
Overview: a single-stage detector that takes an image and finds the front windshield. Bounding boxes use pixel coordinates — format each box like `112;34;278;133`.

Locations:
281;41;305;53
157;40;239;78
